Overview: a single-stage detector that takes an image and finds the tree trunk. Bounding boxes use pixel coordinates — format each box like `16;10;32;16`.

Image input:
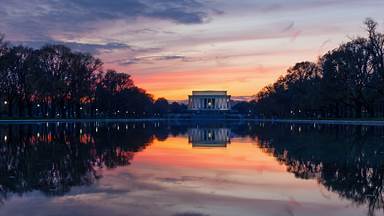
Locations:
18;100;24;117
355;103;362;118
75;102;81;119
7;101;13;117
27;101;33;117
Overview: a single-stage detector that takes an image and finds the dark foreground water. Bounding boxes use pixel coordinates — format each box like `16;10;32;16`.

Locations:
0;121;384;216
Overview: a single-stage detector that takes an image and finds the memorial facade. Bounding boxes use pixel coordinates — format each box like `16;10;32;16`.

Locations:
188;91;231;111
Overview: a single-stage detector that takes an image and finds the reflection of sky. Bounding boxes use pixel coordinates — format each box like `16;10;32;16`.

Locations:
1;0;384;99
0;136;370;216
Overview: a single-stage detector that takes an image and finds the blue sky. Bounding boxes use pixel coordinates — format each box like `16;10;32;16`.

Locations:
1;0;384;99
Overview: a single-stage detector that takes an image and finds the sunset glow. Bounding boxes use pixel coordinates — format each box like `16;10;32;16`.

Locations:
2;0;384;99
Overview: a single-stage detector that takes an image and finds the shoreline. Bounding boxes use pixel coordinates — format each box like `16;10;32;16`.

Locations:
1;118;384;126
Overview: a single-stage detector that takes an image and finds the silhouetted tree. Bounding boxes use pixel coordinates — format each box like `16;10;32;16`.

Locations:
94;70;153;117
169;102;187;113
253;18;384;119
67;52;102;118
0;36;159;119
153;98;169;116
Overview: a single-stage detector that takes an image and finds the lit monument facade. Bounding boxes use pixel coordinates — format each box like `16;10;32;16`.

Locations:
188;91;231;111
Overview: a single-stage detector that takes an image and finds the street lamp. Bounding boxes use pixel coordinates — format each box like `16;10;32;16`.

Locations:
3;101;8;105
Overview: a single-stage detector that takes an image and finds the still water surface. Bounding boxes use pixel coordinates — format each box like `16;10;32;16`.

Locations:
0;121;383;216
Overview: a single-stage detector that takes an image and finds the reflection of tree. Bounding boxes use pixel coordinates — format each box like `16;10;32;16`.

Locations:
0;122;155;203
253;124;384;216
3;121;384;216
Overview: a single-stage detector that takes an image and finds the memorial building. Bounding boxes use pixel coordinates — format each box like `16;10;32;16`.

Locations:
188;91;231;111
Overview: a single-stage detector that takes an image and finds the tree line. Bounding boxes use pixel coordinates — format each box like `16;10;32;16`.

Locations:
234;18;384;119
0;36;186;118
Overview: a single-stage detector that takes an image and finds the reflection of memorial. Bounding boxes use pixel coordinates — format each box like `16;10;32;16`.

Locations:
188;128;231;147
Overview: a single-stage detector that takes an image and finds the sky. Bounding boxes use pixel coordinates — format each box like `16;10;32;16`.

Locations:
1;0;384;100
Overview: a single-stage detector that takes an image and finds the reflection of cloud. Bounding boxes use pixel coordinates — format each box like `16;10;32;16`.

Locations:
156;176;204;184
173;213;210;216
0;133;372;216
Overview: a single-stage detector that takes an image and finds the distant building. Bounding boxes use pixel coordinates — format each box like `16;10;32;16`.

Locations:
188;91;231;111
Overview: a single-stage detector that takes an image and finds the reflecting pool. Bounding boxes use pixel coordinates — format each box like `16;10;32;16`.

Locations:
0;121;383;216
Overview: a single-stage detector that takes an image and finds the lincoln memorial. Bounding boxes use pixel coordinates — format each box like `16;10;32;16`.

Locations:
188;91;231;111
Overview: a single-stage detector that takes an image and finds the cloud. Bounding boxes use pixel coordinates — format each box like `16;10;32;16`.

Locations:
13;40;132;54
0;0;213;40
282;22;295;32
118;55;187;65
226;0;376;15
231;96;255;101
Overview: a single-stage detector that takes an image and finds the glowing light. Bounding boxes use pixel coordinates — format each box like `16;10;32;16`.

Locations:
3;101;8;105
4;136;7;142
